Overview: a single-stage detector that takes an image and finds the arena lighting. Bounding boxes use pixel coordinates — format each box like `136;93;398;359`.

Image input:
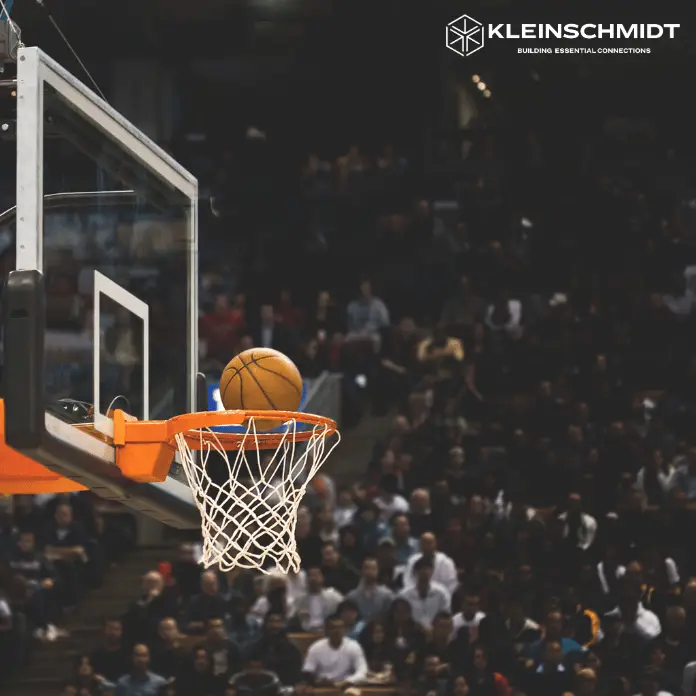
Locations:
1;122;8;131
477;82;486;91
472;74;481;83
483;90;491;98
10;89;15;97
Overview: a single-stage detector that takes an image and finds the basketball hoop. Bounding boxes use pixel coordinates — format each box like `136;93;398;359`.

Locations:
111;410;340;573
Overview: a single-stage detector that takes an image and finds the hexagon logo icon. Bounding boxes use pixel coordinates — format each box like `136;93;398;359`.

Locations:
446;14;484;57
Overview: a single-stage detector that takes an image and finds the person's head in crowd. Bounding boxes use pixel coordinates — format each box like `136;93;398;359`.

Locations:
461;591;481;622
158;684;177;696
467;495;486;522
424;655;441;679
325;614;345;647
359;280;373;301
575;668;598;695
206;617;227;646
264;573;288;614
158;617;179;645
662;605;685;638
321;541;340;568
313;502;336;534
419;532;438;559
637;665;663;696
60;683;78;696
388;597;414;628
73;654;98;689
263;612;285;639
356;501;381;526
338;524;362;557
377;537;397;570
391;415;410;436
432;611;453;643
192;646;212;674
131;644;151;676
142;570;164;597
379;448;396;474
448;446;466;470
338;600;361;632
567;492;584;519
541;640;564;671
645;642;665;670
55;502;73;529
413;555;434;590
260;303;275;326
201;570;219;596
391;514;411;542
682;578;696;609
102;617;123;647
307;566;324;593
602;613;624;642
450;675;470;696
361;556;379;585
377;473;399;503
471;644;491;674
17;529;37;554
432;480;451;507
543;610;564;642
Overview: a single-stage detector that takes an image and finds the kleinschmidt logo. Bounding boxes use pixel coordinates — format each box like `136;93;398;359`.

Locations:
445;18;680;57
446;15;485;57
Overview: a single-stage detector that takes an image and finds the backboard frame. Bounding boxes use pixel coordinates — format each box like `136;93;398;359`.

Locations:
2;46;200;528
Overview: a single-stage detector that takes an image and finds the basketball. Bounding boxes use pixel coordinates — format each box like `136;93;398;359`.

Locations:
219;347;303;429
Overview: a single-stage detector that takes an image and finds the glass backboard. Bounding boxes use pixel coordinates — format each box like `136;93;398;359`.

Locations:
2;47;199;525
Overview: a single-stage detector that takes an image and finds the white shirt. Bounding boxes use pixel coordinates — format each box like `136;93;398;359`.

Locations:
605;603;661;640
596;561;626;594
452;611;486;640
307;594;326;631
302;637;368;684
334;505;357;529
0;599;11;619
399;582;450;629
557;511;598;550
402;551;458;595
374;494;409;522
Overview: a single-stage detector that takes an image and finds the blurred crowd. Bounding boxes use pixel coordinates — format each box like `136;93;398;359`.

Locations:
4;106;696;696
0;493;135;669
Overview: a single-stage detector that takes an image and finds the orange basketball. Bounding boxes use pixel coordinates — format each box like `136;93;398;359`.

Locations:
219;347;303;430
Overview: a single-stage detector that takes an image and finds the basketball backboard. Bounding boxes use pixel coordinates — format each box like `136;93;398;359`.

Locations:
1;46;199;527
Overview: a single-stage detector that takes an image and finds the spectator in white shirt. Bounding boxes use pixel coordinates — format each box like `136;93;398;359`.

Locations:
374;474;409;523
294;567;343;633
250;570;306;622
605;592;661;641
402;532;458;596
399;556;450;630
557;493;598;551
453;590;486;641
302;614;368;686
334;489;357;529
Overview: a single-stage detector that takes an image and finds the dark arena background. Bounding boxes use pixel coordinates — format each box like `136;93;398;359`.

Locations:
2;0;696;695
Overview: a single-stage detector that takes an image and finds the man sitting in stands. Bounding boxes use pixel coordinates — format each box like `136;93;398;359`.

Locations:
302;614;368;687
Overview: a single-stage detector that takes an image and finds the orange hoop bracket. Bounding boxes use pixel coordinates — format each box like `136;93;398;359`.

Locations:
111;409;338;484
0;399;87;494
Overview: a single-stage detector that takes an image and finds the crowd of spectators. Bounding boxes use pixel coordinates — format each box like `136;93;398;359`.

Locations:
4;93;696;696
0;493;134;670
2;115;690;696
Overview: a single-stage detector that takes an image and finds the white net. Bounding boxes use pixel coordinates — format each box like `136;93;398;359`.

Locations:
175;417;340;573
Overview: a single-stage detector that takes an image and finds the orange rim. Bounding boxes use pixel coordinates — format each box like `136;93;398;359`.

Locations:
113;409;338;451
